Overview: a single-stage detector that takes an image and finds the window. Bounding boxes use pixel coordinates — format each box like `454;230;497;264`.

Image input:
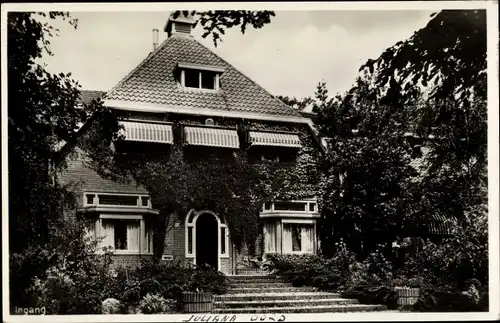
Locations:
274;201;307;212
309;203;316;212
283;223;314;254
101;219;141;252
187;227;193;254
181;68;219;90
98;195;138;206
201;71;217;89
264;202;272;211
184;69;200;88
220;227;226;255
145;222;154;253
86;194;95;205
291;224;302;251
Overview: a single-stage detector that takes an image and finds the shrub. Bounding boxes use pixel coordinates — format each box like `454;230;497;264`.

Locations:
413;285;488;312
27;266;117;314
102;298;121;314
363;249;393;281
10;246;57;310
266;243;357;291
131;259;229;313
139;293;176;314
184;263;230;294
25;220;119;314
341;281;398;310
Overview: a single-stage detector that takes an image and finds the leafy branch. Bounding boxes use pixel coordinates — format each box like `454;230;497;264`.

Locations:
173;10;275;47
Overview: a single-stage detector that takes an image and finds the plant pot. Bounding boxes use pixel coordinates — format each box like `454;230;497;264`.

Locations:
394;287;420;307
181;292;214;313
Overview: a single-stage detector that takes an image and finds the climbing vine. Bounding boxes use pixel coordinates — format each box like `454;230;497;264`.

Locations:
80;113;322;257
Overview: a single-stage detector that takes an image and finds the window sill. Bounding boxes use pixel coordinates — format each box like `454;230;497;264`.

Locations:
180;86;221;94
284;251;315;255
113;250;141;255
96;251;154;256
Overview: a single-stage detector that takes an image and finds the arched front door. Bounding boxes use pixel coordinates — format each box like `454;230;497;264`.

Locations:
195;212;219;270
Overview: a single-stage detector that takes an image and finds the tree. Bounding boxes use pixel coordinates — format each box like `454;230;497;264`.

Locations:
315;78;422;257
173;10;275;47
7;12;119;308
315;9;487;258
277;95;315;112
8;12;80;253
359;9;487;227
359;10;486;106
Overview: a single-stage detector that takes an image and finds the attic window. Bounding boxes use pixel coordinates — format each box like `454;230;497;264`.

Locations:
178;63;224;91
181;68;219;90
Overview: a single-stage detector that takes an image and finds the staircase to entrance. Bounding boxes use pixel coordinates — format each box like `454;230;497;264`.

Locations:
212;273;387;314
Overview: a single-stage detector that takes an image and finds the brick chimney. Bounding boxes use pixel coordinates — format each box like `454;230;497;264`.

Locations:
164;12;196;37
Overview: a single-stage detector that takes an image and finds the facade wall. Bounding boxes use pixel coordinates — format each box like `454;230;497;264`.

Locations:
57;110;322;273
162;212;185;261
58;149;148;209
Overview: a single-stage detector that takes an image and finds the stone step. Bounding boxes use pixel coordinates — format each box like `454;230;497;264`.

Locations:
228;286;318;294
215;292;341;302
228;274;276;280
228;279;284;285
212;304;387;314
230;282;291;288
215;298;359;308
236;270;269;275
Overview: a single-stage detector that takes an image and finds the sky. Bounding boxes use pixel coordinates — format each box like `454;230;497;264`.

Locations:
39;10;435;103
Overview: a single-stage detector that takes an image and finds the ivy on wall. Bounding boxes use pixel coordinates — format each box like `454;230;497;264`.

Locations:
79;112;323;258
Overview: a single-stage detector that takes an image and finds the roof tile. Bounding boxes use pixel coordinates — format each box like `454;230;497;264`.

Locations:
106;34;301;118
78;90;106;106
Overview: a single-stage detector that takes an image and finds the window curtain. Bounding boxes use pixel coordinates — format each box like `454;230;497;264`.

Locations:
127;221;140;252
145;223;153;253
291;225;301;251
282;224;293;253
101;220;115;250
301;225;314;253
263;222;276;253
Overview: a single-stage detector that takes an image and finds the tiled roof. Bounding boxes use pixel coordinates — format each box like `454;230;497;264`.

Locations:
78;90;106;106
106;34;301;118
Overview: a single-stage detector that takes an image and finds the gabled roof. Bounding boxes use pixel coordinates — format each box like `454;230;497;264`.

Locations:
105;34;302;118
78;90;106;106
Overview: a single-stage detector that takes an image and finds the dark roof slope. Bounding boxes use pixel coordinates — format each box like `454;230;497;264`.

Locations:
78;90;106;106
106;34;301;118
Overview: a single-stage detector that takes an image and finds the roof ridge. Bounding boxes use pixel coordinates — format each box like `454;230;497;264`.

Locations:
192;37;300;117
106;37;172;98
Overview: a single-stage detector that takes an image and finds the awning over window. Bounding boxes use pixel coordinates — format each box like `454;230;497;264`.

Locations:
184;126;239;149
119;121;173;144
249;131;302;148
429;214;457;235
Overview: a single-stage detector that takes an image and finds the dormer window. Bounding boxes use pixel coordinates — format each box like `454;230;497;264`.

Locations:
177;63;224;91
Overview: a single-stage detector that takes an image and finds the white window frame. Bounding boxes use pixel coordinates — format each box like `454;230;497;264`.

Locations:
281;218;317;255
184;209;229;272
259;199;320;219
83;192;152;209
180;69;220;91
95;214;153;255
